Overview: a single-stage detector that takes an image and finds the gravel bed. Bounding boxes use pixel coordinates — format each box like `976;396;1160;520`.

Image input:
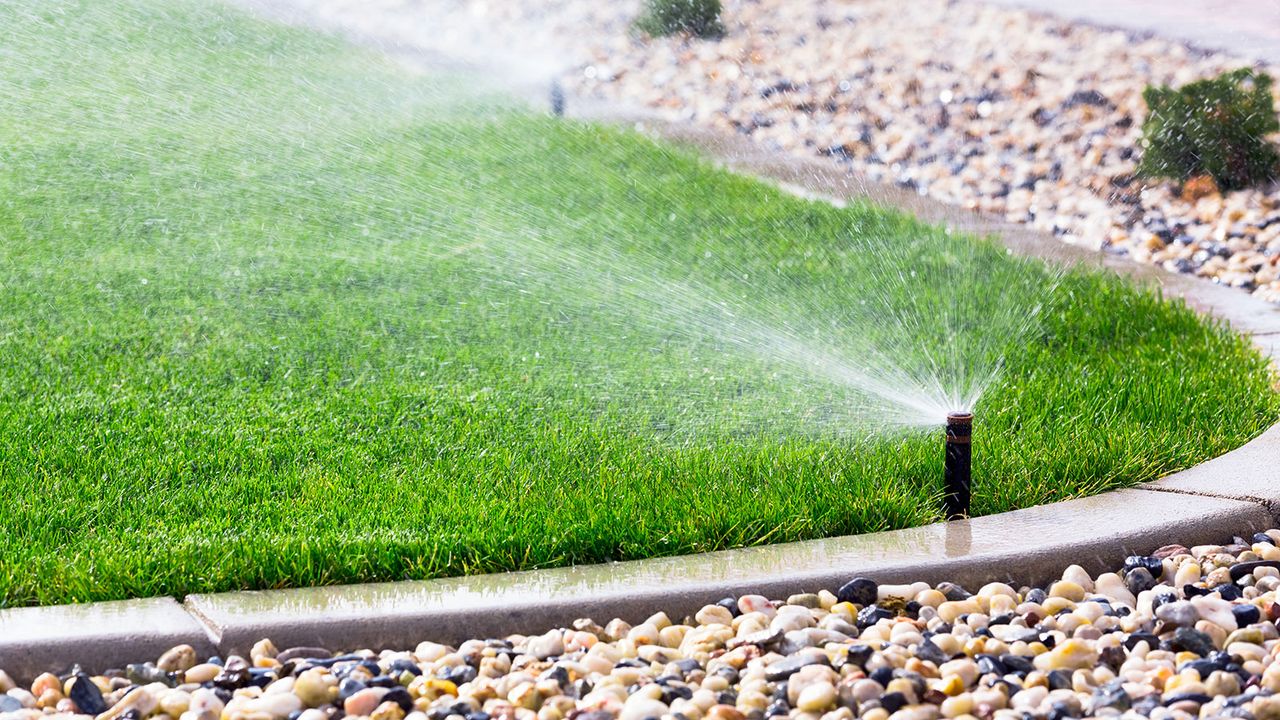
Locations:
250;0;1280;302
15;530;1280;719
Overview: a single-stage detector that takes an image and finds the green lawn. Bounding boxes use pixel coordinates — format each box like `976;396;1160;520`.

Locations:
0;0;1275;607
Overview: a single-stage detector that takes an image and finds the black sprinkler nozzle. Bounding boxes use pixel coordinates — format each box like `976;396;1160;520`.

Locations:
944;411;972;520
550;80;566;117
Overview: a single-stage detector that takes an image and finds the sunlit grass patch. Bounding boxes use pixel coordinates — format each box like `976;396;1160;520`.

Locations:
0;0;1275;606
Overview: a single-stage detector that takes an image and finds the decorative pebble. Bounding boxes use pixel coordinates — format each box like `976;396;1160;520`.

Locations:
157;644;197;673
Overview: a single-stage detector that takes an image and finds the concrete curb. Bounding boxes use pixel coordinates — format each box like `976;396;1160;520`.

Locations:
185;488;1270;657
4;0;1280;686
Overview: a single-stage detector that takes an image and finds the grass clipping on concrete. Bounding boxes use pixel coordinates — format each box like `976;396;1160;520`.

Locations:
0;0;1277;606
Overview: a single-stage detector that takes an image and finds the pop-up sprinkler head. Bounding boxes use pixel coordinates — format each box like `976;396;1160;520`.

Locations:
944;411;972;520
550;80;566;118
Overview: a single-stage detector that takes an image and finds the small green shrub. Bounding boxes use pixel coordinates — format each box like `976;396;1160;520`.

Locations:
1139;68;1280;191
635;0;724;39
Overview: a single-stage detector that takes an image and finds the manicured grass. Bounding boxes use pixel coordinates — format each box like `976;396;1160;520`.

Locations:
0;0;1276;606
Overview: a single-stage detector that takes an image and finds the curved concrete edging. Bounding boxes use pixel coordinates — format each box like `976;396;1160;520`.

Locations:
4;0;1280;686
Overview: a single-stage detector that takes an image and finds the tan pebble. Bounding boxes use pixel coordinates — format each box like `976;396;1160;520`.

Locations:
1033;640;1097;672
627;623;660;646
1061;566;1094;593
101;686;159;720
1206;670;1241;697
189;688;224;715
796;682;836;712
645;612;672;630
293;670;332;708
250;638;279;665
372;700;407;720
736;689;768;712
346;688;391;717
620;696;669;720
183;664;221;685
1194;620;1227;649
1048;581;1085;602
940;694;973;718
159;690;192;716
819;708;853;720
1041;597;1076;615
36;689;62;709
0;671;14;693
696;605;734;626
158;644;199;673
937;600;980;624
737;595;775;618
30;673;60;697
1174;562;1202;588
914;589;946;609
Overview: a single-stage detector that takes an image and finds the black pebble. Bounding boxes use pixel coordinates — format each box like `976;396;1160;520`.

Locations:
1124;555;1164;576
716;598;740;617
212;668;249;691
1162;692;1213;707
663;686;693;704
1184;584;1212;598
1046;700;1077;720
937;582;971;601
1234;604;1262;626
976;654;1007;676
1179;658;1224;678
1024;588;1047;605
68;675;107;716
869;667;894;687
1047;670;1072;691
714;666;739;684
1150;592;1178;613
765;701;789;717
338;678;367;703
880;692;907;714
571;679;593;699
541;666;570;686
1125;567;1156;595
855;604;894;628
999;654;1034;675
1253;532;1275;545
1215;584;1244;601
385;687;414;712
837;577;878;607
674;659;701;674
389;659;422;676
1171;627;1217;657
1092;679;1131;711
844;644;874;668
915;639;948;665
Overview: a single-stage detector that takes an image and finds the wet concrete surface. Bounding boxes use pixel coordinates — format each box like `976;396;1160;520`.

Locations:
186;488;1268;658
0;597;215;683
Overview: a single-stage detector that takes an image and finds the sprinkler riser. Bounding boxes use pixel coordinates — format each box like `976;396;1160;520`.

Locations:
944;412;972;520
